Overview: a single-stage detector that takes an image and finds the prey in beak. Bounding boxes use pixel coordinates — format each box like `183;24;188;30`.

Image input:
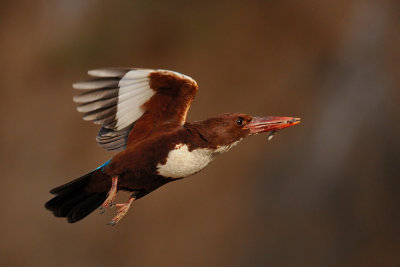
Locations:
245;116;301;140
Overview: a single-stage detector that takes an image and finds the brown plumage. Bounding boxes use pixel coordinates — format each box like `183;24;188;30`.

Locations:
45;68;300;225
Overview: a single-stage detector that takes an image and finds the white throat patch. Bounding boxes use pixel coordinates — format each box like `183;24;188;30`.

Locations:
156;142;240;179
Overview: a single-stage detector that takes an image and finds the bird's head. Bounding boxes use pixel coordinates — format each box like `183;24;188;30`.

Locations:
196;113;301;147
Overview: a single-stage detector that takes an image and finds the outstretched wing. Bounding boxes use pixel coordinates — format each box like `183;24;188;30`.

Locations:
73;68;198;151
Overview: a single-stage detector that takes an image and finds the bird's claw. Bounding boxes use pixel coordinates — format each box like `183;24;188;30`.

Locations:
106;197;135;227
99;206;106;214
99;202;115;213
107;220;116;226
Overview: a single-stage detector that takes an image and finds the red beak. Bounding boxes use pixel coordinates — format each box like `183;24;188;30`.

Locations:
245;116;301;134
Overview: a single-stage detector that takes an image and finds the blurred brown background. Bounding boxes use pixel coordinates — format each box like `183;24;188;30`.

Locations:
1;0;399;266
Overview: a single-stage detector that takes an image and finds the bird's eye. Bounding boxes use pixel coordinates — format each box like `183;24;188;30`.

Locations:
236;117;244;126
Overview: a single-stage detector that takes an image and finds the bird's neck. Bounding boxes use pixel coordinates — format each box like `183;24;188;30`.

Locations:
183;121;242;153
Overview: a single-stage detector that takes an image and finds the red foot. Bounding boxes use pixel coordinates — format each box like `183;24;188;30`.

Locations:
99;176;118;213
107;197;135;226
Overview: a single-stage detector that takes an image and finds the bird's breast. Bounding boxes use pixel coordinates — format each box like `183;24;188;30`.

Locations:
156;143;214;179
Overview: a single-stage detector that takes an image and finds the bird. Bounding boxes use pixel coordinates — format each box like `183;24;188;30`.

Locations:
45;68;301;226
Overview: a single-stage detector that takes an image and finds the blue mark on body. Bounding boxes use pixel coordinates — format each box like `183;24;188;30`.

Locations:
96;159;111;172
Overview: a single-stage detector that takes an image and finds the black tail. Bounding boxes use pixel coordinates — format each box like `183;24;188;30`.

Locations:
45;171;107;223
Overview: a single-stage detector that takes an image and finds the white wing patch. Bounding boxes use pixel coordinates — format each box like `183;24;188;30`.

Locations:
114;71;155;130
73;68;157;151
73;69;156;131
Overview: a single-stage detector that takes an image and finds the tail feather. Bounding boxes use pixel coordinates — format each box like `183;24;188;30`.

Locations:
47;192;89;217
49;172;92;195
67;193;107;223
45;170;108;223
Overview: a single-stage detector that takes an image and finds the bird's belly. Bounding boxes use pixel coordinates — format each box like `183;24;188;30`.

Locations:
156;144;213;179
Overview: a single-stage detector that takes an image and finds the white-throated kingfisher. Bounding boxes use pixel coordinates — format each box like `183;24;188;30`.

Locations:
45;68;301;225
